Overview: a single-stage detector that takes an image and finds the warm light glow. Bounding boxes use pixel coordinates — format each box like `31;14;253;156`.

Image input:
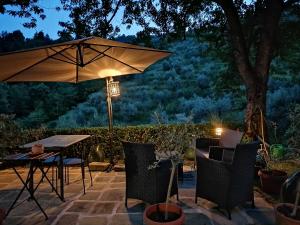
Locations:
98;69;122;78
108;80;120;97
215;127;223;136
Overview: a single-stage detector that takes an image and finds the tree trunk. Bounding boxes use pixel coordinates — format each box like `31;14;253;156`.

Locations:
244;76;267;139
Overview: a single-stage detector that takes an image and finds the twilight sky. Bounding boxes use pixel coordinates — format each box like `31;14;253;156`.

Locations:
0;0;140;39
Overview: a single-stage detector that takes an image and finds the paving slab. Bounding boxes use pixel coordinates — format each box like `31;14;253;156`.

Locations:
78;216;108;225
0;167;276;225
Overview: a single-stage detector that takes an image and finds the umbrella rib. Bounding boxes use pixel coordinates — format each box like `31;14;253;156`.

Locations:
3;45;74;82
0;37;93;56
88;46;143;73
89;43;171;54
49;47;77;64
50;57;78;66
83;46;111;66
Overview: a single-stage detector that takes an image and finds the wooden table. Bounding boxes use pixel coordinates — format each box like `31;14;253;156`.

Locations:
4;152;61;220
20;135;91;200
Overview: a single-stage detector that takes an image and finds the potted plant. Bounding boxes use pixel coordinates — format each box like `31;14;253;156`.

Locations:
275;180;300;225
257;142;287;194
30;126;46;155
143;125;191;225
257;116;288;195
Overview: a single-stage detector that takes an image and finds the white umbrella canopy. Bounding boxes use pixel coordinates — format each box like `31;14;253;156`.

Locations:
0;36;171;82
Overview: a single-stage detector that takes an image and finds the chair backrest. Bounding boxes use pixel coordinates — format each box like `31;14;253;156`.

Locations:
229;142;259;203
122;141;156;175
219;128;243;148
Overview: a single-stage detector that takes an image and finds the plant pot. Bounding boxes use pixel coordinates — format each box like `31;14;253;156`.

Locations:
31;143;44;155
275;203;300;225
258;169;287;195
143;203;185;225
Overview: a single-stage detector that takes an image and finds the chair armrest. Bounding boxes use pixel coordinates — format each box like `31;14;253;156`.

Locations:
196;155;232;191
209;146;234;161
196;137;220;149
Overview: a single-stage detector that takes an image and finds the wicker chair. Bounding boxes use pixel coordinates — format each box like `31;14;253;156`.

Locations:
195;142;259;219
122;141;178;206
196;128;244;159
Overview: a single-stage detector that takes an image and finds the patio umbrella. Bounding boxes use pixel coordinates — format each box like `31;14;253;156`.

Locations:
0;36;171;127
0;36;171;163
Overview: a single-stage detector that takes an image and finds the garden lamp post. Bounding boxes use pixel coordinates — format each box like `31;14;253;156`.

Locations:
106;76;120;132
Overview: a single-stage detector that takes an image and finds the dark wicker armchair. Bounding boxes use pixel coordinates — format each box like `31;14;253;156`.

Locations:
195;142;259;219
122;141;178;207
196;128;243;159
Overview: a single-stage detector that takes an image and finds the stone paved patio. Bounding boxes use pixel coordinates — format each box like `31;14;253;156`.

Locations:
0;166;275;225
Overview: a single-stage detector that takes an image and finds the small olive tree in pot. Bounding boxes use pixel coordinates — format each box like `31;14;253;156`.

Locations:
143;124;193;225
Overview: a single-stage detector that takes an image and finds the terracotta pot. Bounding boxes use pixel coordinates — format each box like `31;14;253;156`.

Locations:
258;169;287;194
143;203;185;225
31;143;44;155
275;203;300;225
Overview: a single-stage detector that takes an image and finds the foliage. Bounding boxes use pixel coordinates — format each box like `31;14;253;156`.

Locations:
59;0;123;38
285;104;300;148
0;0;46;28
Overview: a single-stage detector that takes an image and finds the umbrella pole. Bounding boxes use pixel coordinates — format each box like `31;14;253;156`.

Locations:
106;78;114;165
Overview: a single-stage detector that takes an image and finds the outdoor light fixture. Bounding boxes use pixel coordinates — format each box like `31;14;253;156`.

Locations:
108;79;120;97
215;127;223;136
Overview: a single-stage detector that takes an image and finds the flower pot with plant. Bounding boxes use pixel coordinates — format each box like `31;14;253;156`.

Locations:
143;125;191;225
275;180;300;225
257;143;287;194
257;112;287;195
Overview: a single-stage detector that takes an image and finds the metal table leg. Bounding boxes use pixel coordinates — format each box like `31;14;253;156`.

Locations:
6;166;48;220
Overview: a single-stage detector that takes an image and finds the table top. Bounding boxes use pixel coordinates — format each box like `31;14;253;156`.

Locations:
20;135;91;149
4;152;59;162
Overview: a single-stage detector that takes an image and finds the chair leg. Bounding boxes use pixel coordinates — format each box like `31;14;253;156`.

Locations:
226;209;231;220
51;166;54;192
87;164;93;186
195;196;197;204
67;166;70;185
251;192;255;208
81;164;86;194
125;197;128;208
55;167;58;191
64;166;67;184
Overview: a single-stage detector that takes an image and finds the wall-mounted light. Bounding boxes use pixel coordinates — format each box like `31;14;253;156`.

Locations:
215;127;223;136
108;79;120;97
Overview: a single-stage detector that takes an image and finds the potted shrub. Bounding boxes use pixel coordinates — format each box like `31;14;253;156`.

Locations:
257;120;288;195
143;125;191;225
275;180;300;225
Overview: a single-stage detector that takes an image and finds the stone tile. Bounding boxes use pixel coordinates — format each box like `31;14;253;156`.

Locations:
79;192;102;201
175;198;198;211
90;202;115;215
116;202;146;213
94;176;113;183
110;213;143;225
45;201;68;216
109;182;125;188
64;184;83;193
78;216;108;225
246;210;275;225
184;213;213;225
100;189;124;201
0;175;18;183
55;214;79;225
179;188;195;198
9;201;40;216
67;201;95;213
3;216;25;225
88;183;108;191
111;177;125;183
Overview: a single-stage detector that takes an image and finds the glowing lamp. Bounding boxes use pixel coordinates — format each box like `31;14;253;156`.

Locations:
108;80;120;97
215;127;223;136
